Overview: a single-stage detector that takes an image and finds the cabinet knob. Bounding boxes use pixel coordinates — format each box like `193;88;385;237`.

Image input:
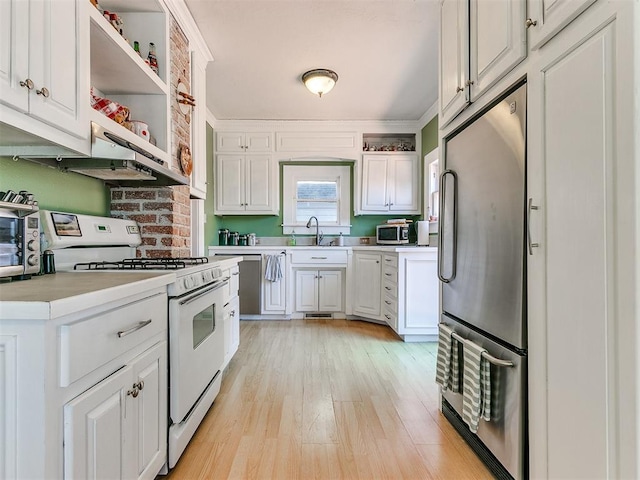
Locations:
127;387;139;398
525;18;538;28
465;80;475;86
134;380;145;391
456;86;464;93
20;78;34;90
36;86;50;98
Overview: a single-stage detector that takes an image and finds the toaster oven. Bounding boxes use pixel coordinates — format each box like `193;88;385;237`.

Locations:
0;206;40;280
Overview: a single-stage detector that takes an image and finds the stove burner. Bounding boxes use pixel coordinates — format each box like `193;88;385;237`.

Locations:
74;257;209;271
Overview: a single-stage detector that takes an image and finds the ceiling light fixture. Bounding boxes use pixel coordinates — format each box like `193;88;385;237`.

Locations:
302;69;338;97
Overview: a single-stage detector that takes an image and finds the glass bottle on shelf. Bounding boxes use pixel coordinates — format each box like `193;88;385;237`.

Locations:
147;42;159;75
133;41;141;56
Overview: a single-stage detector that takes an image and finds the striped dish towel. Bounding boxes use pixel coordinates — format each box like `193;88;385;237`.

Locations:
461;338;491;433
435;324;460;392
264;254;283;282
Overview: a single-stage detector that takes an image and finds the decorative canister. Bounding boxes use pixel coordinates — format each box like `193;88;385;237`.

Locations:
238;235;248;246
229;232;239;246
218;229;229;246
247;233;256;246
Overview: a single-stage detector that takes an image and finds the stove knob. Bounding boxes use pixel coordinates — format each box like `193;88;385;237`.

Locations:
183;277;192;289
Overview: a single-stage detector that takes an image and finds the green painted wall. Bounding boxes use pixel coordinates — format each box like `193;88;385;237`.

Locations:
421;115;439;159
203;124;424;246
0;156;111;215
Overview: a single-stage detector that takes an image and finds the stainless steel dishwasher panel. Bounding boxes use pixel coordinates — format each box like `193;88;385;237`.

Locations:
239;255;262;314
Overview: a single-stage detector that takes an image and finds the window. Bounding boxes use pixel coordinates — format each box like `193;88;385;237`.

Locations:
282;165;351;236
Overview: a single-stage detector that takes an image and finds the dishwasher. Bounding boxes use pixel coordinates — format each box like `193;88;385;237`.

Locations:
238;255;262;314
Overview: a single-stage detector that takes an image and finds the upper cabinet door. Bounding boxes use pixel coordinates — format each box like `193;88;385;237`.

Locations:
389;153;420;213
216;132;246;152
245;155;273;211
28;0;86;137
361;155;390;212
469;0;527;101
528;0;599;50
439;0;469;127
216;155;246;212
245;133;272;152
0;0;29;113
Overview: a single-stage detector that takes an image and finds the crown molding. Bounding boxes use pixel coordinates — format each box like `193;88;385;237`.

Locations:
163;0;213;62
417;101;439;130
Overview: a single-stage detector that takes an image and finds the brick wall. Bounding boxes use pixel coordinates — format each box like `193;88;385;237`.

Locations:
110;14;191;258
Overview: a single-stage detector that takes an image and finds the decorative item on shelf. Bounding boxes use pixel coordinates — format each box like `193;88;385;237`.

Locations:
147;42;159;75
133;41;141;57
301;69;338;97
179;143;193;176
130;120;150;141
90;87;130;124
176;80;196;114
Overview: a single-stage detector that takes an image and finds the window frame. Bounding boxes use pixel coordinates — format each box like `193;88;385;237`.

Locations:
282;164;351;236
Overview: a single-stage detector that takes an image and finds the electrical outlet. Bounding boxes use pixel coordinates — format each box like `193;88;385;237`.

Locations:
360;237;370;245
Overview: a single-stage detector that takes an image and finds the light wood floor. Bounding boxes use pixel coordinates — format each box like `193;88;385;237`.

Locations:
167;319;494;479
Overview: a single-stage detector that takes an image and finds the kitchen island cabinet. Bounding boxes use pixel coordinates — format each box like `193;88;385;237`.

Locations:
0;272;173;480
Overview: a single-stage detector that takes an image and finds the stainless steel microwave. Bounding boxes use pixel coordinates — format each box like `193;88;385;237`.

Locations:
0;206;40;280
376;224;409;245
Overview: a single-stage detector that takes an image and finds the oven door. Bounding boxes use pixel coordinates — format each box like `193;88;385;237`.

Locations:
169;278;227;424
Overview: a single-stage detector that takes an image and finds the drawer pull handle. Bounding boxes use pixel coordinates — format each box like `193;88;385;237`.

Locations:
385;273;392;276
385;314;391;320
310;256;328;259
117;319;152;338
232;272;239;275
385;286;391;291
384;300;391;305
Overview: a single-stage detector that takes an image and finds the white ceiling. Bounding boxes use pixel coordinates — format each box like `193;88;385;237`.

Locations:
183;0;440;122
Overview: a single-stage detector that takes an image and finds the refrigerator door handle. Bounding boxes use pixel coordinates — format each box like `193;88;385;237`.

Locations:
438;169;458;283
527;197;540;255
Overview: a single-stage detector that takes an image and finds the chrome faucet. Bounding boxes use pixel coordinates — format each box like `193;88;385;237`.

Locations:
305;216;322;246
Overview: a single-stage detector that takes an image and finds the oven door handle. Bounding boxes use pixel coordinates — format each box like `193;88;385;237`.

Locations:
178;278;229;306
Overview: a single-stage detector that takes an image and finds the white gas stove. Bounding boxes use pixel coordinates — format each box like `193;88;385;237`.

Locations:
41;210;228;470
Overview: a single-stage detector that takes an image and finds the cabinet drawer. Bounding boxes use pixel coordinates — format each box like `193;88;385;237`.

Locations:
383;254;398;268
383;267;398;284
59;293;167;387
383;294;397;314
383;280;397;299
290;250;348;265
383;309;397;327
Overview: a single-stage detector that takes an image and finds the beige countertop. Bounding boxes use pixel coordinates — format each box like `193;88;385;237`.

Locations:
0;271;175;321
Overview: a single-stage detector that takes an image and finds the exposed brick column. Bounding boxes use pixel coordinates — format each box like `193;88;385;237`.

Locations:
110;14;192;258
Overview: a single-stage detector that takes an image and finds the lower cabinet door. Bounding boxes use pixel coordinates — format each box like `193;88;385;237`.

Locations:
130;342;167;480
295;270;318;312
63;365;134;480
63;343;167;480
318;270;342;312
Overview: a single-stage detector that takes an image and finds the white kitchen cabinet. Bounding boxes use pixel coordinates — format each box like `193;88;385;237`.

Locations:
527;1;638;477
0;0;88;146
262;253;287;313
215;154;278;214
527;0;598;50
223;263;240;366
360;153;420;214
216;131;272;153
294;270;343;313
439;0;526;126
64;342;167;480
0;276;171;479
189;50;208;199
439;0;469;127
352;251;382;318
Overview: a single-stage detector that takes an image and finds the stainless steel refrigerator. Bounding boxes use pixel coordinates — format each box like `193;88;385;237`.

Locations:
438;81;527;480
